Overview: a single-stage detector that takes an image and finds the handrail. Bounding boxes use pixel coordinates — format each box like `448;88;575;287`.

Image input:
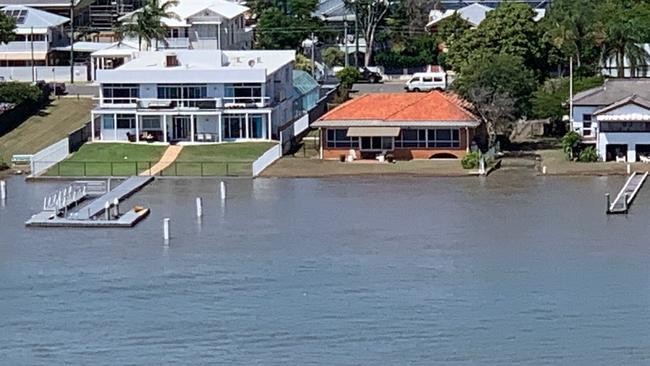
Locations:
96;96;271;109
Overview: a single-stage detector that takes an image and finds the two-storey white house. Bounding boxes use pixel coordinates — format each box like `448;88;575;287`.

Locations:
91;49;300;144
571;78;650;162
0;5;69;66
120;0;251;51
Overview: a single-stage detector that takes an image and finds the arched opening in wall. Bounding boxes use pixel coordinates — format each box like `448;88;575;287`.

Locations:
429;153;458;159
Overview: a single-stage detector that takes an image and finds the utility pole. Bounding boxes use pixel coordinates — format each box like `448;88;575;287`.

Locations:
344;17;349;68
354;1;359;68
30;26;35;82
310;32;315;78
69;0;75;84
569;56;573;125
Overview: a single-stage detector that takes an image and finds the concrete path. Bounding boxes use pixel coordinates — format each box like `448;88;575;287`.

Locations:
140;145;183;176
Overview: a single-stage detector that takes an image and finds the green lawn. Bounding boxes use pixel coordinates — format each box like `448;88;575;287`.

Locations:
45;143;167;177
160;142;277;177
0;98;94;162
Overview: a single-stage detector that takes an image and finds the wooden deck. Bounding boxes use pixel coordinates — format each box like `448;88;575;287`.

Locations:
607;171;648;214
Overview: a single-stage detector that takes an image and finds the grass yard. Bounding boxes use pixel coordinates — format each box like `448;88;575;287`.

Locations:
159;142;277;176
46;143;167;177
0;98;94;162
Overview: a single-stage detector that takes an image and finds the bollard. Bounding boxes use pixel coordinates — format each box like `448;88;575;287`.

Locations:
624;193;629;213
113;198;120;217
0;180;6;201
220;181;226;201
196;197;203;217
605;193;611;213
163;218;170;241
542;166;547;175
627;164;631;175
105;201;110;220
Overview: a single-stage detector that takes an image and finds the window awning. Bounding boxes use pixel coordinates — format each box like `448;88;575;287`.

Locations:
347;127;400;137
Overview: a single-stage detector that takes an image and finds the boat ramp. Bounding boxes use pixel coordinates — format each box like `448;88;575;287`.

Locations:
26;176;153;227
606;171;648;214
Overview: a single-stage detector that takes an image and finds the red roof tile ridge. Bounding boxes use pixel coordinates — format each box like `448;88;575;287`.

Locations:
439;91;480;121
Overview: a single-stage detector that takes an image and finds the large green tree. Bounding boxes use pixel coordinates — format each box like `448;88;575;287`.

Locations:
255;0;323;49
454;54;537;145
0;11;15;44
446;2;545;74
347;0;392;67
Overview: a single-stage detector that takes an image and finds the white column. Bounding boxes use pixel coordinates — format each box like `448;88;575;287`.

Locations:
465;127;470;152
135;115;140;142
91;111;96;141
190;114;195;142
113;113;117;141
163;115;168;143
218;114;223;142
245;113;250;139
267;111;272;140
628;143;636;162
91;57;96;81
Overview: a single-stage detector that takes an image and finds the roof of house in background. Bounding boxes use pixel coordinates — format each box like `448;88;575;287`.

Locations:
426;2;545;29
293;70;319;96
314;92;480;127
573;79;650;106
0;0;82;7
120;0;249;27
313;0;354;21
1;4;68;31
593;95;650;115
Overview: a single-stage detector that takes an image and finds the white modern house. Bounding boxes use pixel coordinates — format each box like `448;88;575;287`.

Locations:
91;49;305;144
120;0;251;51
0;5;69;66
571;79;650;162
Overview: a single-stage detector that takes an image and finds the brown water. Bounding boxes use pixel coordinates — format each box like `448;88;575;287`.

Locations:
2;172;650;365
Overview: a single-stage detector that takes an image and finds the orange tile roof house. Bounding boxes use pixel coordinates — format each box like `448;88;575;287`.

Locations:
312;91;482;160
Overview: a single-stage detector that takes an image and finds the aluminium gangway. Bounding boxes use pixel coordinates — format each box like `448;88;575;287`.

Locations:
606;171;649;214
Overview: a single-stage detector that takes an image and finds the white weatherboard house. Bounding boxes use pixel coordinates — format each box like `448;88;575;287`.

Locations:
571;79;650;162
120;0;251;51
91;49;300;144
0;5;69;66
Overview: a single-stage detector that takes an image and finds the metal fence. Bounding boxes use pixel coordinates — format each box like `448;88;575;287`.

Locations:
42;160;254;177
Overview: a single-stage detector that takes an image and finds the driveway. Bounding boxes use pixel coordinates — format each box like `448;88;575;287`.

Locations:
66;83;99;97
351;81;406;95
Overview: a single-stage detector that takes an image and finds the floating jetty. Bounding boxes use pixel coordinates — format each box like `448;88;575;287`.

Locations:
26;176;153;228
606;171;648;215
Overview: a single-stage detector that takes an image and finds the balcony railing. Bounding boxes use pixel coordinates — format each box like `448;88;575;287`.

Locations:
574;127;597;141
97;96;271;109
161;37;190;49
0;41;48;52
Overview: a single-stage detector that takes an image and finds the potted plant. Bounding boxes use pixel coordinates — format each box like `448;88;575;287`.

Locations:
339;154;346;162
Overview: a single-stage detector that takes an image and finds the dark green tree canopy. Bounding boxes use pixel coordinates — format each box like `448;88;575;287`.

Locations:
0;10;16;44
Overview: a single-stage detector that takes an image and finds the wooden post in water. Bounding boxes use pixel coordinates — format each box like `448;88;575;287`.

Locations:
624;193;629;213
220;181;226;201
113;198;119;217
627;164;631;175
105;201;111;220
605;193;611;214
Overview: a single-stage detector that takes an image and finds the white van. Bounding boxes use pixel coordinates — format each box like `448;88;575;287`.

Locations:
405;72;447;92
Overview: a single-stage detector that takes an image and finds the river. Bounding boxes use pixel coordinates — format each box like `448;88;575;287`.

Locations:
2;172;650;365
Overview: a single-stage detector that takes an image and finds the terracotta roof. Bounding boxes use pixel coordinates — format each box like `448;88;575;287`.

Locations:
319;91;479;123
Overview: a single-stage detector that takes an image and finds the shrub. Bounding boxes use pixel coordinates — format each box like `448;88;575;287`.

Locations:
322;47;345;68
578;146;599;162
560;131;581;160
335;67;361;89
461;151;480;169
0;82;43;104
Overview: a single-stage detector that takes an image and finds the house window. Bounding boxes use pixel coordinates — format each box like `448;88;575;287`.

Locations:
225;83;262;102
397;129;427;148
429;129;460;147
141;116;161;130
223;115;245;139
395;128;460;148
583;114;593;136
103;84;139;104
102;115;114;129
157;85;207;100
116;114;136;129
326;129;358;148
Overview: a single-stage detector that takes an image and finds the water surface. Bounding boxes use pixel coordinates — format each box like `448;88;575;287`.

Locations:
2;173;650;365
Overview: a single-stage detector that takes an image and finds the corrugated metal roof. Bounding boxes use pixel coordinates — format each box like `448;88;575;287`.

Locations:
292;70;319;96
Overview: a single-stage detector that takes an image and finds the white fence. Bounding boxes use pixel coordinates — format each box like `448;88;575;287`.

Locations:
30;138;69;176
0;66;88;83
293;113;310;135
252;144;282;177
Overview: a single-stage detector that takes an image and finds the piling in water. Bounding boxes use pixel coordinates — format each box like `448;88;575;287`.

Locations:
220;181;226;201
0;180;6;200
105;201;110;220
605;193;611;214
163;218;170;241
196;197;203;217
113;198;119;217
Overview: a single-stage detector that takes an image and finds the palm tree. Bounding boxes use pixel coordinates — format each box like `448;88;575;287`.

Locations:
601;20;650;78
118;0;179;51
